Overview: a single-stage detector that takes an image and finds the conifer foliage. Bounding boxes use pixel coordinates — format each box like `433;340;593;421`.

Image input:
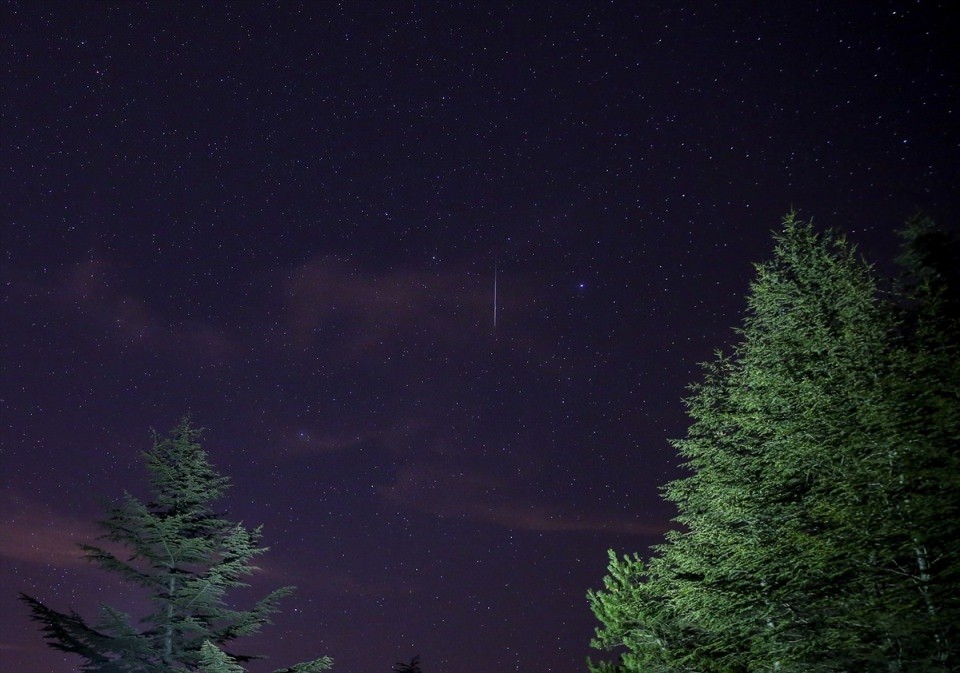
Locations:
588;214;959;672
20;418;333;673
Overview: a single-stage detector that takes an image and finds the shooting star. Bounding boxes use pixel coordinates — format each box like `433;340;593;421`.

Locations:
493;259;498;329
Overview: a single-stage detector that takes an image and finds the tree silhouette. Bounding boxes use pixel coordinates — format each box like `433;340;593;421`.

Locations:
392;654;423;673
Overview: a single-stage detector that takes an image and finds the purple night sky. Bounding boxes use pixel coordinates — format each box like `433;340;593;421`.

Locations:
2;2;956;672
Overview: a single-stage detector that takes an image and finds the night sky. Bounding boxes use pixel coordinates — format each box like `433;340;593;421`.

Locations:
1;2;957;672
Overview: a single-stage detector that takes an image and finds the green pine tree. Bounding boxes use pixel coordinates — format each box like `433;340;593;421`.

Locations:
199;641;247;673
863;214;960;669
588;213;960;671
20;418;333;673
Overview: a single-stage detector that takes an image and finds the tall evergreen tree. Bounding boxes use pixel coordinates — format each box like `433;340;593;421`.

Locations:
20;418;333;673
588;214;960;671
867;214;960;668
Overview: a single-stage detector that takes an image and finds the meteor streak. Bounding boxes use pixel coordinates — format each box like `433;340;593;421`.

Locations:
493;259;498;329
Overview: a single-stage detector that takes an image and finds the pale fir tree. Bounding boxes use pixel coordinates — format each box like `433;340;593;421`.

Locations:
20;418;333;673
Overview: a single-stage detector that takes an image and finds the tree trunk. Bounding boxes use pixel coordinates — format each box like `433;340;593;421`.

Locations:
163;575;176;664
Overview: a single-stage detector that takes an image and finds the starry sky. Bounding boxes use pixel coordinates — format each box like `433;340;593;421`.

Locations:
1;2;957;672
